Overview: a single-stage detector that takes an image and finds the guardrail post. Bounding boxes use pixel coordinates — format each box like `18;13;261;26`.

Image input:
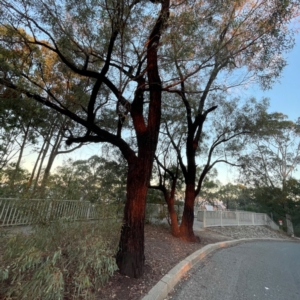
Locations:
221;211;223;227
237;212;240;226
264;214;267;225
252;213;254;225
203;210;206;228
47;201;52;221
87;203;91;219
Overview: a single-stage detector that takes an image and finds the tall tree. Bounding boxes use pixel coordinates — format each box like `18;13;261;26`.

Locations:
161;95;270;240
0;0;170;277
0;90;47;188
155;0;297;240
239;113;300;212
0;0;297;275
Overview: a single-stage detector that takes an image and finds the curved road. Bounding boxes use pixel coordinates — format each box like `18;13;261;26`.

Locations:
168;241;300;300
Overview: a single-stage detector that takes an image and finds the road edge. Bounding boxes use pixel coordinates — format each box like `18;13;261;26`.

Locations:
141;238;290;300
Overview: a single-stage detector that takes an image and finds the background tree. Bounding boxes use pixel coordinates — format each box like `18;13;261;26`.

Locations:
162;95;271;240
154;0;297;240
238;113;300;231
215;183;244;210
46;153;127;203
150;146;183;236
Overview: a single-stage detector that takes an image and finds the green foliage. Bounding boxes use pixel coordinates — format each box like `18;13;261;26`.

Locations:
217;182;300;236
239;113;300;188
44;154;127;204
0;163;30;197
237;113;300;234
0;217;121;299
146;189;164;204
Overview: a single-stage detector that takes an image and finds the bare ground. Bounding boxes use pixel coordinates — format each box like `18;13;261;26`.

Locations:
97;224;239;300
97;224;295;300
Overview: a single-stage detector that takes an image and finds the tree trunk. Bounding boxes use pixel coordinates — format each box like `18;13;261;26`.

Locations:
39;129;63;197
150;176;180;237
166;193;180;237
116;157;150;278
179;183;198;241
26;138;47;191
10;122;30;187
33;124;55;194
164;176;180;237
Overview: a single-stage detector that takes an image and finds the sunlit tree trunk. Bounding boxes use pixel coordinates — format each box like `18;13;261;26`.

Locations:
10;122;31;187
33;125;55;193
26;138;47;191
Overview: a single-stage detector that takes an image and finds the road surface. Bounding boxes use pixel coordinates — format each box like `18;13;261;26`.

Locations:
168;241;300;300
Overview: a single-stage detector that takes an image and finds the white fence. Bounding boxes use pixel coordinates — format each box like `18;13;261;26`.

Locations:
0;198;100;227
0;199;182;227
197;210;279;231
1;198;280;232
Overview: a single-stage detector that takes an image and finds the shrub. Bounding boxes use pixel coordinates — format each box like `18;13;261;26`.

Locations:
0;216;121;300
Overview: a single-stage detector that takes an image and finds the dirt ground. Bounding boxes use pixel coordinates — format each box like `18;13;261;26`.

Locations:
97;224;231;300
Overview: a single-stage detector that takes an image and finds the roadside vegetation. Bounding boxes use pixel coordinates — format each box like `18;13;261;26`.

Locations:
0;208;121;300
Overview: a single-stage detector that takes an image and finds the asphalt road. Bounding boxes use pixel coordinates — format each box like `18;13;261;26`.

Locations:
168;241;300;300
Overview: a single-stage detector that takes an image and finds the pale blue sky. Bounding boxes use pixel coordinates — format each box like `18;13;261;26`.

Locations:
215;32;300;184
247;33;300;122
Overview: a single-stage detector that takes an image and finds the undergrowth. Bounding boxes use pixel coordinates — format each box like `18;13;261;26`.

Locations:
0;215;121;300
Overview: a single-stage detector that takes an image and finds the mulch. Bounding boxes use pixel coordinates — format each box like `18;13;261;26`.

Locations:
97;224;230;300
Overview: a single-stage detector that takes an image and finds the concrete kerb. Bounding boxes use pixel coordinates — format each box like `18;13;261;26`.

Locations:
141;237;290;300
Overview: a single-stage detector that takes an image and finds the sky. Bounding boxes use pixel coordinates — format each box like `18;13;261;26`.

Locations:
212;31;300;184
248;33;300;122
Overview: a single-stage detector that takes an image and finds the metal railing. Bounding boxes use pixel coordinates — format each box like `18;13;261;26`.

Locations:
197;210;279;231
0;198;100;227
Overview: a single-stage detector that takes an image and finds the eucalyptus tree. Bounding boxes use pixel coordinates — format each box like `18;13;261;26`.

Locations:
238;113;300;210
0;0;297;276
0;0;170;277
150;138;183;236
47;154;127;202
36;115;85;198
215;183;244;210
162;95;270;240
154;0;297;241
0;89;49;187
0;121;19;171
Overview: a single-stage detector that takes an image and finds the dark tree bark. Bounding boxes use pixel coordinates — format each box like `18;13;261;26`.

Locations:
113;0;170;278
179;183;198;241
116;155;151;277
166;178;180;237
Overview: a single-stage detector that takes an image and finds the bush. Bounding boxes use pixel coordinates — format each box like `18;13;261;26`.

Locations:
0;217;121;300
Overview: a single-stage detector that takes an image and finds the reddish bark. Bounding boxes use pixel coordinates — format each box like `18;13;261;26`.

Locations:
115;0;170;277
179;183;199;242
166;189;180;237
166;167;181;236
150;173;180;237
116;156;150;277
